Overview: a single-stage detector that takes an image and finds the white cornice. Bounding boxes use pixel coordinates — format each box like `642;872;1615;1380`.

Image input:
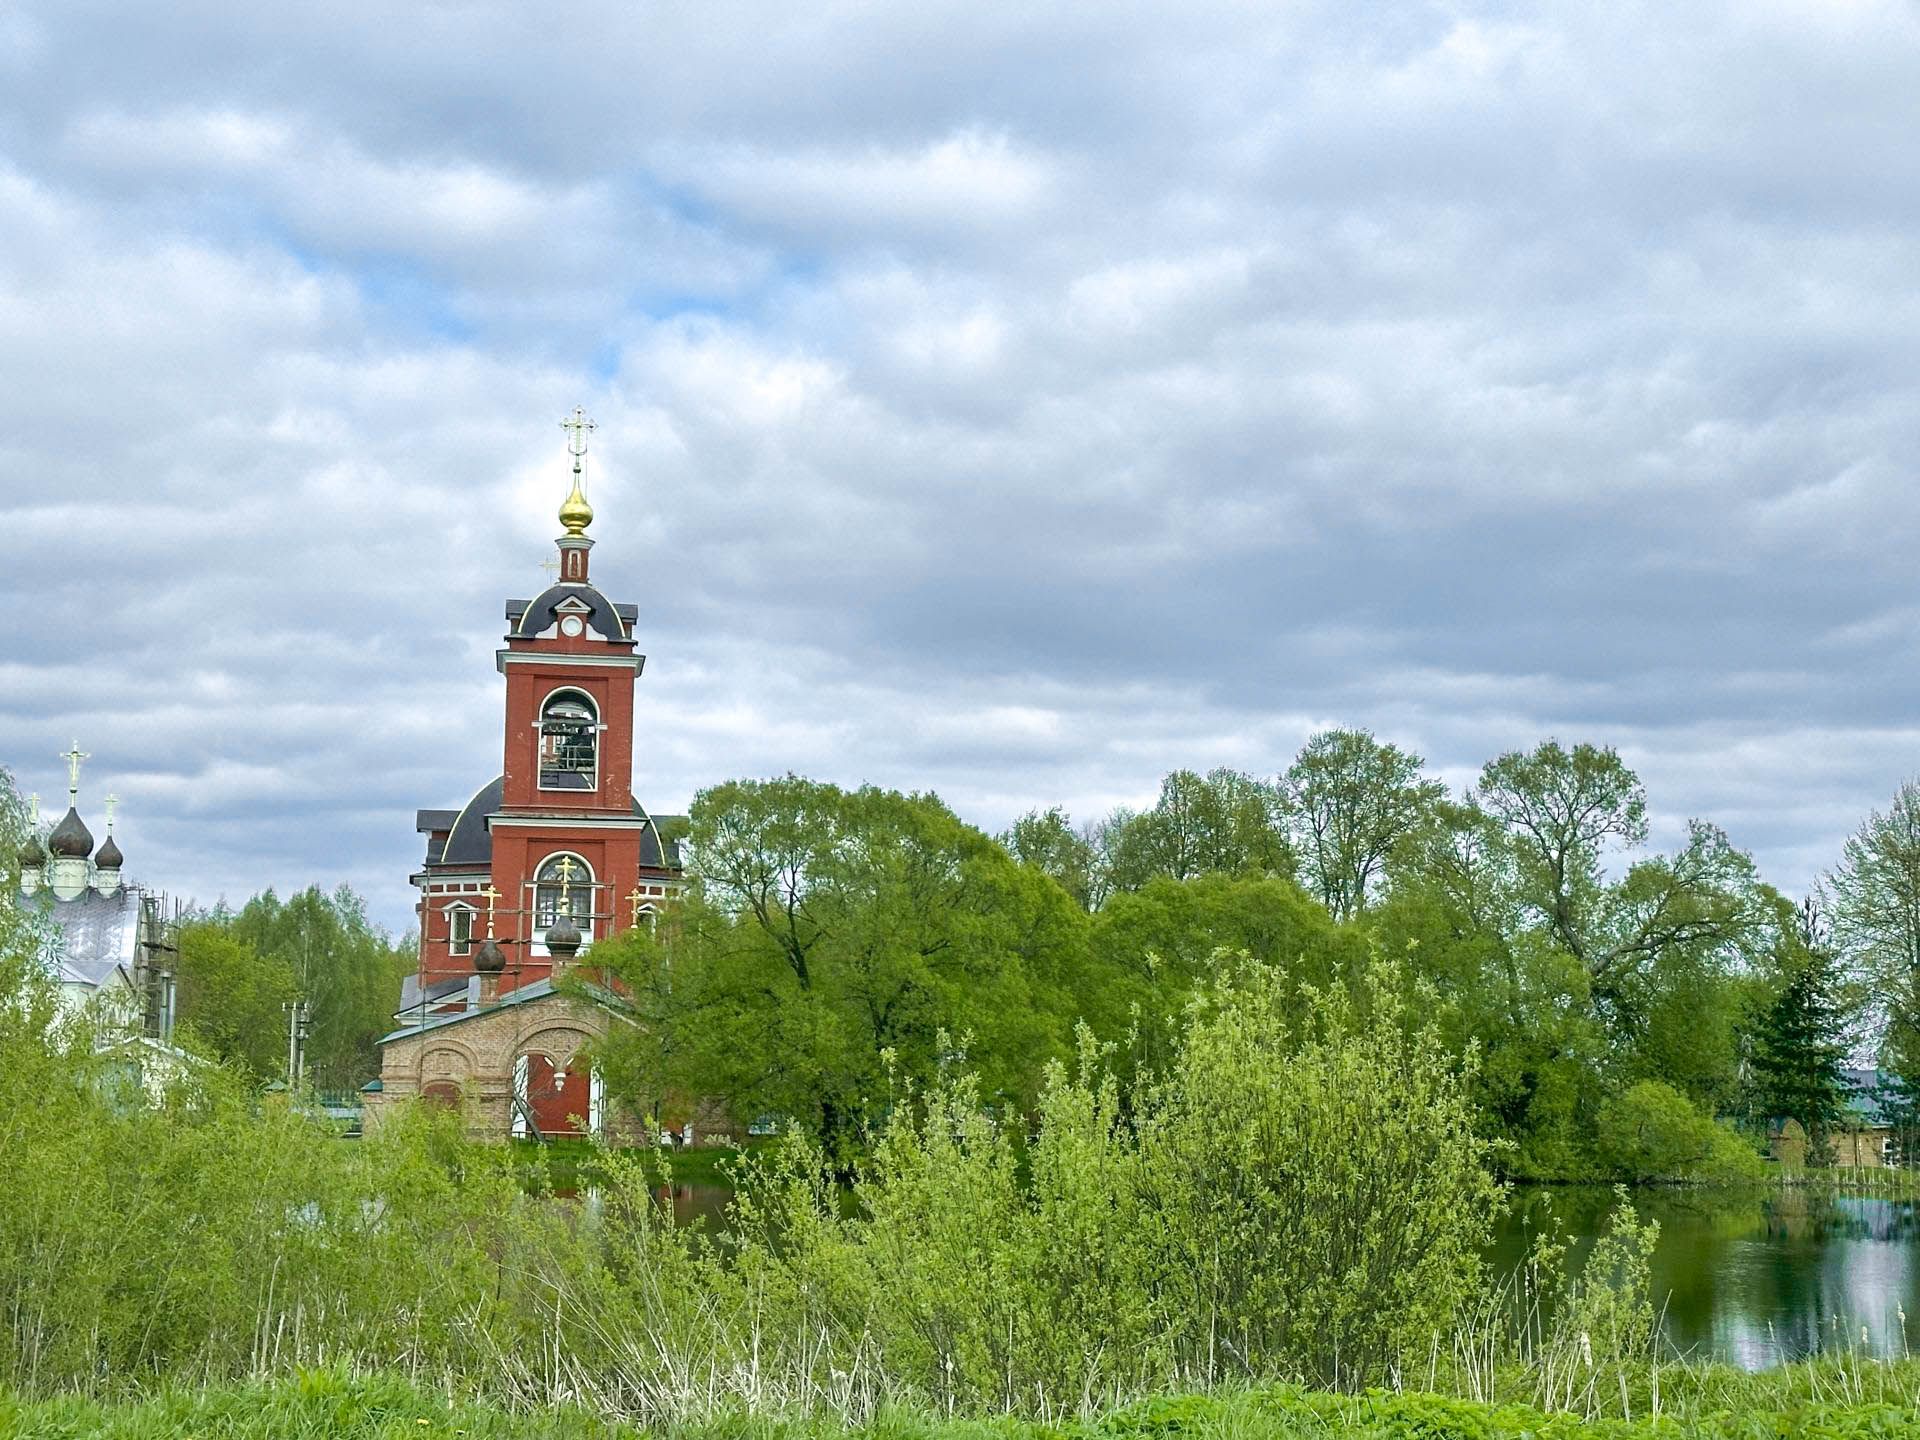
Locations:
495;650;645;674
487;814;652;831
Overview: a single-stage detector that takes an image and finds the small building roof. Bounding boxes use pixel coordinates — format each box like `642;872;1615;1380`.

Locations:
45;885;143;989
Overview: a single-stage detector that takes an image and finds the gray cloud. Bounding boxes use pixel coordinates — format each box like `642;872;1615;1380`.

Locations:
3;1;1919;931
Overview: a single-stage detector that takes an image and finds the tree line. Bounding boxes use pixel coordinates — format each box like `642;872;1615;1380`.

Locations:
5;731;1910;1177
587;732;1912;1179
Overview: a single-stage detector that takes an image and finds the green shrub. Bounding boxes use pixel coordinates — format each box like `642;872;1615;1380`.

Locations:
1595;1081;1765;1184
1134;957;1503;1387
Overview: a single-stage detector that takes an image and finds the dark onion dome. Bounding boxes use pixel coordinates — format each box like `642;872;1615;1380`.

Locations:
544;914;583;959
47;806;93;858
506;584;636;641
473;936;506;974
16;830;43;867
95;833;123;870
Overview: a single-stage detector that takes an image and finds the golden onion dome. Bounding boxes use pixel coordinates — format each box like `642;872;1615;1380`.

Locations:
559;471;594;536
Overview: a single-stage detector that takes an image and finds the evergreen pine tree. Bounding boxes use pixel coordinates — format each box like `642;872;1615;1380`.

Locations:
1750;897;1855;1167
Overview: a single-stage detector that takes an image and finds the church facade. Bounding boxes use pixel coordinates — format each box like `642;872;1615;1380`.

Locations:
15;754;185;1089
369;411;682;1140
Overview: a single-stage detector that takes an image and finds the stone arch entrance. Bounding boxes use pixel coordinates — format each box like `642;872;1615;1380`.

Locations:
511;1026;601;1138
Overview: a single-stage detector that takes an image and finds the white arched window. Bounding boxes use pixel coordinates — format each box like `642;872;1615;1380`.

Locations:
446;901;476;956
533;852;595;951
538;690;598;791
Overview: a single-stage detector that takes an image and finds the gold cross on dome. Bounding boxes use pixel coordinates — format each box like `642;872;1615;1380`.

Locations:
26;793;38;827
554;856;578;907
61;741;88;800
560;406;595;469
482;884;503;938
104;793;119;831
626;886;647;924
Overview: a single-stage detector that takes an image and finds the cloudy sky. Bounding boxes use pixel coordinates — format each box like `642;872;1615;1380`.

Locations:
2;1;1918;932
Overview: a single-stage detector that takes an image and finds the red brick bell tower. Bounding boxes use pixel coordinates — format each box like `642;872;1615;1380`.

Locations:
403;408;683;1014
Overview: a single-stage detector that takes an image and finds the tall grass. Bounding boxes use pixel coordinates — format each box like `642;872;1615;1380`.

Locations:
5;940;1918;1431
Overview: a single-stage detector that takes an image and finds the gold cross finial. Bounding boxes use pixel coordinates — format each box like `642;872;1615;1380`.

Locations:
27;793;38;827
482;884;503;938
557;408;596;536
561;406;595;472
61;741;88;801
555;856;578;907
626;886;646;924
104;793;119;832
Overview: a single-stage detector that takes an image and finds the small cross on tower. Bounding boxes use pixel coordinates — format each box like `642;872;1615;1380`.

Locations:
482;884;503;938
61;741;89;801
626;886;647;925
554;856;578;910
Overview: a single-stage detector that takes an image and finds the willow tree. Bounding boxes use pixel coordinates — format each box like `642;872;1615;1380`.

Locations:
585;776;1090;1157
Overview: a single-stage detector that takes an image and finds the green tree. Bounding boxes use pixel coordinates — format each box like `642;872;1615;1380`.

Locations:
1;766;32;892
999;806;1098;910
1476;741;1764;1030
1595;1079;1763;1183
1749;898;1856;1167
1370;805;1603;1178
1828;778;1920;1040
223;886;411;1090
1096;767;1291;895
1280;727;1444;921
173;924;299;1078
1087;871;1363;1076
586;776;1089;1157
1379;754;1764;1174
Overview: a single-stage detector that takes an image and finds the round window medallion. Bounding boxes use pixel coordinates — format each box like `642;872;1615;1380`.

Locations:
560;616;585;637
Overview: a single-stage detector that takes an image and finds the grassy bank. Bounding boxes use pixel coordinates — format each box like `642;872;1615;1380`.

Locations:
12;1371;1920;1440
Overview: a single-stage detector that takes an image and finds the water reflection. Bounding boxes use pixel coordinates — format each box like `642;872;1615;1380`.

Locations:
549;1181;733;1232
1492;1186;1919;1369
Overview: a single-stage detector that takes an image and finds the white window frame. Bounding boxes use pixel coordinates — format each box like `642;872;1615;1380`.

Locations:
536;687;601;793
532;851;596;955
446;901;476;957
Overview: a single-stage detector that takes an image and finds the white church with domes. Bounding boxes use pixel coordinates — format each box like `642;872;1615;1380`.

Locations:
14;744;178;1042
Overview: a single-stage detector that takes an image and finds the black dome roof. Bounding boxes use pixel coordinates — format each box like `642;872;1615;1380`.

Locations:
473;936;506;974
16;831;43;866
437;775;679;872
47;806;93;859
509;583;631;640
95;833;124;869
442;777;506;867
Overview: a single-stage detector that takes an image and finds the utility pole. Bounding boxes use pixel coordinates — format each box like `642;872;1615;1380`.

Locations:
284;999;312;1088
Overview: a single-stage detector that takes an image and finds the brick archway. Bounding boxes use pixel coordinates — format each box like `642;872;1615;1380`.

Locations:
511;1027;599;1138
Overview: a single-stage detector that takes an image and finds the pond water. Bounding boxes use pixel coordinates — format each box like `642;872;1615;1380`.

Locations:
1494;1186;1920;1370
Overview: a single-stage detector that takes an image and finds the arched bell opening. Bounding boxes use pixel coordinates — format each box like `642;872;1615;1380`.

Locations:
537;689;599;792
